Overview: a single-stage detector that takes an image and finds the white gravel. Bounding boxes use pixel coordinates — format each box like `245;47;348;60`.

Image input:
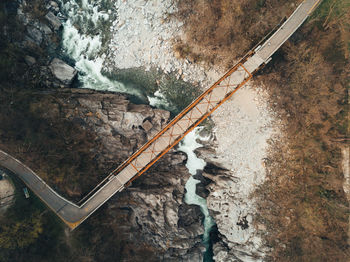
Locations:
207;85;277;260
105;0;222;86
61;0;278;259
342;147;350;246
105;0;277;259
212;85;274;194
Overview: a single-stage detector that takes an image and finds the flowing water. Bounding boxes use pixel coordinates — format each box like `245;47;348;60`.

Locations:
59;0;142;97
178;128;216;261
58;0;215;260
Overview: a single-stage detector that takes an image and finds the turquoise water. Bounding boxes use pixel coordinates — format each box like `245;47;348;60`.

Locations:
178;128;216;261
58;1;215;260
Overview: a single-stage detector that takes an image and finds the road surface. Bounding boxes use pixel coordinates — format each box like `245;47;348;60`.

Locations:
0;0;322;229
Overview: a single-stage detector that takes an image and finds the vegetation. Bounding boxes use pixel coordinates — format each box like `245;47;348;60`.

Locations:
0;1;25;82
176;0;300;67
22;0;47;21
0;174;157;262
0;174;65;262
177;0;349;260
0;1;162;261
253;0;349;261
0;90;111;201
0;0;348;261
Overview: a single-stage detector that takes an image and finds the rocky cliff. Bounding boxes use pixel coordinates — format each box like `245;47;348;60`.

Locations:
61;89;206;261
0;86;208;260
0;1;206;260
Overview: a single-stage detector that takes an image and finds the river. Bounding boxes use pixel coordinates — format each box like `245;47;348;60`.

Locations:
58;0;215;260
178;128;216;261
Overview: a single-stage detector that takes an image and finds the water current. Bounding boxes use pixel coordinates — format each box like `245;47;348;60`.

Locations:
178;128;216;261
58;0;215;259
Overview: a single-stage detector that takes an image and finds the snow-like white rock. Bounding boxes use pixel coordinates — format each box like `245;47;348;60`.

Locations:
106;0;221;87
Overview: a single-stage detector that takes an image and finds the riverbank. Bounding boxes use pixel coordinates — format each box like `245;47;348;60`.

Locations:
0;1;205;260
174;0;350;260
99;0;278;260
92;0;279;260
2;0;346;261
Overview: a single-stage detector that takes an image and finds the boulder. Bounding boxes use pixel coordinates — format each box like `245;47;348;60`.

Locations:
178;204;204;228
45;11;62;31
26;26;43;45
50;1;59;8
49;58;77;85
17;8;29;26
196;182;210;198
24;55;36;66
169;152;186;165
142;120;153;132
38;22;52;35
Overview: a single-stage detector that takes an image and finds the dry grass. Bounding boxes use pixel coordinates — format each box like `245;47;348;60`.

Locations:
176;0;349;260
0;91;107;201
176;0;300;68
253;1;350;260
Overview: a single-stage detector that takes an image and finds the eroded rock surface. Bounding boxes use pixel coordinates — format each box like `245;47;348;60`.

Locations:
45;11;62;31
30;88;205;260
109;156;206;261
49;58;77;85
1;1;207;260
192;87;275;261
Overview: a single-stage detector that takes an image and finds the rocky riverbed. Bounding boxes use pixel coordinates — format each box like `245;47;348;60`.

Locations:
101;0;277;260
1;0;278;261
0;85;207;261
196;86;276;261
1;1;208;260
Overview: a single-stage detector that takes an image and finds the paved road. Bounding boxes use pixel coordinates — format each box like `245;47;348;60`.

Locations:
0;0;322;229
0;150;118;228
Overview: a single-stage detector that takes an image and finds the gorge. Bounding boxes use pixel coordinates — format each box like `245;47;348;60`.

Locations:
0;0;348;261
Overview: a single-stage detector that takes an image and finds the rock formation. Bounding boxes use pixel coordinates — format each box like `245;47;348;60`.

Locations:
37;88;206;261
0;1;207;259
14;0;76;88
0;171;15;214
49;58;77;85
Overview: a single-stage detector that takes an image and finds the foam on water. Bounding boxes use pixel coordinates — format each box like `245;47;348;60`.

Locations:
178;128;216;252
147;90;177;112
59;0;141;96
58;1;216;259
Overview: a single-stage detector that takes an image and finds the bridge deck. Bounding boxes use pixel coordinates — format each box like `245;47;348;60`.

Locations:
0;0;322;229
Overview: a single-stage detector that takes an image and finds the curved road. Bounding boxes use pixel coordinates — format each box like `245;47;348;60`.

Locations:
0;0;322;229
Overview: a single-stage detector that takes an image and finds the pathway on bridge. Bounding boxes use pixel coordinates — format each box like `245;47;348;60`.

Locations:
0;0;322;229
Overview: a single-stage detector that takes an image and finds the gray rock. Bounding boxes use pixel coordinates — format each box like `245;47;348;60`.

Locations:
0;174;15;214
45;11;62;31
39;22;52;35
178;204;204;228
121;111;148;130
26;26;43;45
142;120;153;132
170;153;186;165
23;35;37;48
49;58;77;85
47;1;60;13
17;8;29;25
196;182;210;198
24;55;36;66
26;89;205;260
50;1;58;8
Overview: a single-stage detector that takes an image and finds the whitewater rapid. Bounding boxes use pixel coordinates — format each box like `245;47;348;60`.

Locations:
58;0;216;260
178;128;215;255
59;0;143;96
